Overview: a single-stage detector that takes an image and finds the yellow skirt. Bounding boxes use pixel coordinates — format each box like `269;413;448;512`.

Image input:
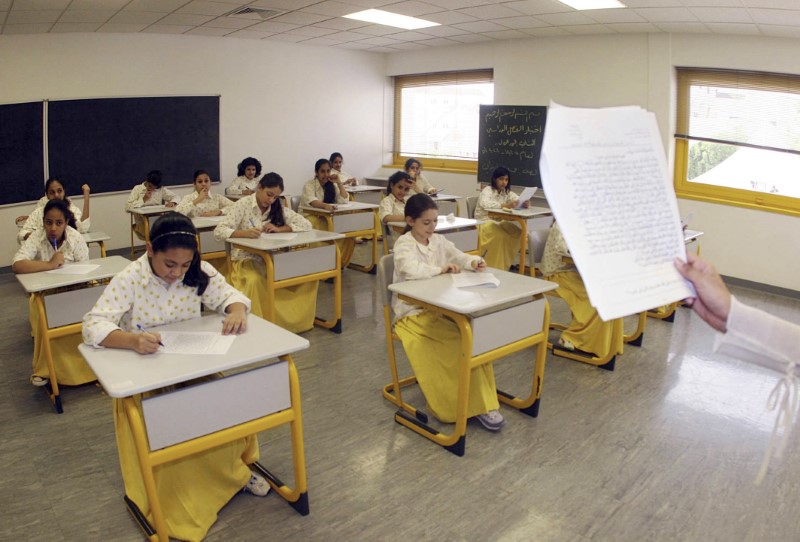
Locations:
229;259;318;333
306;214;356;267
396;311;499;423
29;296;96;385
114;392;258;542
132;218;147;241
478;221;522;271
549;271;623;358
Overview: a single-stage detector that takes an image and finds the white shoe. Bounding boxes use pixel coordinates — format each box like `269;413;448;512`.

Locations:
558;337;576;351
476;410;506;431
244;472;271;497
30;375;49;387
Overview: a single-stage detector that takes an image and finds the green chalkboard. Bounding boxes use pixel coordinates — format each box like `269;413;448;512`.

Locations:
477;105;547;187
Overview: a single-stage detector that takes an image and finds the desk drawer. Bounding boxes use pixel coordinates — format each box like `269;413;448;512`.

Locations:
332;212;373;233
471;298;545;357
142;361;290;450
442;229;478;253
273;244;336;281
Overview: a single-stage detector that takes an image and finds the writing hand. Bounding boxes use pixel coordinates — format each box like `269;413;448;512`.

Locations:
243;227;261;239
243;189;254;195
134;332;162;354
472;259;486;272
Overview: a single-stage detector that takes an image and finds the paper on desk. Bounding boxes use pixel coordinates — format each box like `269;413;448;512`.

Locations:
158;331;236;355
540;102;693;320
515;187;537;208
452;272;500;288
46;264;100;275
260;232;297;241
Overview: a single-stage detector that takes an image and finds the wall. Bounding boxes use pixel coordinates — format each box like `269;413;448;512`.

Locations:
386;33;800;291
0;32;387;266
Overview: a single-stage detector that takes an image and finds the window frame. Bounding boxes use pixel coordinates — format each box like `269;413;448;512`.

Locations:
391;69;493;174
674;67;800;217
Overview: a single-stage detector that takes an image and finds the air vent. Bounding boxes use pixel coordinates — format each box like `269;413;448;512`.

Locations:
224;7;285;20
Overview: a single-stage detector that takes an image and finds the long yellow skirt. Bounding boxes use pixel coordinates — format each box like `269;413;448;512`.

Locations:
306;215;356;267
478;221;522;271
29;296;96;385
132;218;147;241
396;311;499;423
114;393;258;542
549;271;623;358
229;259;318;333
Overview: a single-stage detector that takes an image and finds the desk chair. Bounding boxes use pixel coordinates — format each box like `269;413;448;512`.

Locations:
290;196;300;213
465;196;478;219
527;227;550;278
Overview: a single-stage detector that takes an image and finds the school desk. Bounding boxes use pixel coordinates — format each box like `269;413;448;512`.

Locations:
647;229;706;322
82;230;111;257
226;230;345;333
386;268;557;456
300;202;380;273
430;193;461;216
191;215;227;261
78;313;311;540
345;184;384;205
487;207;554;274
16;255;131;413
127;205;172;258
385;216;481;255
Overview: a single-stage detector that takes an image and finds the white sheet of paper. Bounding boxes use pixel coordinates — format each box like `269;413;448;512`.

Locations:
260;232;297;241
46;264;100;275
540;102;693;320
515;187;538;208
158;331;236;355
334;203;354;210
452;272;500;288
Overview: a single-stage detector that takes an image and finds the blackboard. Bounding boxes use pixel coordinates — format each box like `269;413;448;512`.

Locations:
0;101;45;205
48;96;220;195
477;105;547;188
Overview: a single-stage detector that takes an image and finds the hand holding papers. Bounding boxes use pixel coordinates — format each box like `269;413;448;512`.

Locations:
540;102;693;320
515;187;537;209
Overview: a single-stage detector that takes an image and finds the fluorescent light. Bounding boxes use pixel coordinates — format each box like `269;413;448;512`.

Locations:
343;9;441;30
557;0;626;9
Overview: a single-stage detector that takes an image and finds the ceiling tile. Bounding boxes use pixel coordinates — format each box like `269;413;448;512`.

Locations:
452;19;510;32
458;5;525;19
11;0;70;9
266;33;310;42
141;24;193;34
633;7;699;22
518;25;570;36
51;22;104;32
6;10;61;23
59;10;117;23
389;30;436;41
185;25;233;36
582;8;647;24
247;20;301;32
605;22;661;32
349;24;403;36
416;24;471;36
202;16;257;29
377;1;446;16
97;22;150;32
387;40;430;49
323;30;374;40
706;22;760;35
357;35;402;45
124;0;192;12
446;32;496;42
270;11;332;25
688;7;752;24
742;0;799;8
422;0;491;8
535;11;597;25
2;22;53;33
108;11;165;24
312;17;369;30
302;1;371;17
284;25;340;37
491;15;548;29
158;13;216;25
481;28;530;39
248;0;319;9
298;36;345;46
749;8;800;26
502;0;572;16
0;0;8;9
225;28;275;38
176;1;236;16
653;21;708;32
333;40;374;48
423;10;478;24
683;0;744;5
68;0;128;9
562;23;615;34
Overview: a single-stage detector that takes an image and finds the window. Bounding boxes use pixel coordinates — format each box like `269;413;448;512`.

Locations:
675;68;800;216
393;70;493;172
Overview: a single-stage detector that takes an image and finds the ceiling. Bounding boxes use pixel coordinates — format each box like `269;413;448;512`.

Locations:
2;0;800;54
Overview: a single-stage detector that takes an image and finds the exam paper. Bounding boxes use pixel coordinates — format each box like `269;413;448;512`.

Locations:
540;102;693;320
452;272;500;288
515;187;538;208
158;331;236;355
260;232;297;241
46;264;100;275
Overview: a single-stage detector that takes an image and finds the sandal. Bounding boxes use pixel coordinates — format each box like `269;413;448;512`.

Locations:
30;375;49;387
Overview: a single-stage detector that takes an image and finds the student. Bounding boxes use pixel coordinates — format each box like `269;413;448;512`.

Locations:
379;171;412;224
125;170;178;240
18;177;91;244
474;166;530;270
540;221;622;357
330;152;358;186
176;169;233;217
300;158;354;267
226;156;262;196
392;194;504;431
82;212;267;542
13;199;93;387
404;158;438;196
215;172;317;333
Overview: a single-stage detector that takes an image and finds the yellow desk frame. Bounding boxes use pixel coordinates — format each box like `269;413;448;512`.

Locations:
304;207;380;274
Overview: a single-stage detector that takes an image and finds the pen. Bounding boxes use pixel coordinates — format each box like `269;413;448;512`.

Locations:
136;324;165;347
480;249;488;266
51;237;59;252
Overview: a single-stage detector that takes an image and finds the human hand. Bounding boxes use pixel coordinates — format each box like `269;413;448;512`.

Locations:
472;259;486;272
242;227;261;239
262;223;280;233
144;189;153;202
222;304;248;335
49;251;65;269
201;210;221;217
82;184;91;197
521;200;530;208
674;252;731;332
165;201;177;208
441;263;461;274
133;332;162;354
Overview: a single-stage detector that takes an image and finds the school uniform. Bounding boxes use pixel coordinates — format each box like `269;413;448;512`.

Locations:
125;183;178;240
408;173;434;196
392;232;499;422
475;186;523;270
175;191;233;218
541;223;623;358
82;255;255;542
214;194;317;333
300;178;355;267
14;227;95;384
378;193;406;223
331;168;357;185
17;200;90;244
226;175;260;196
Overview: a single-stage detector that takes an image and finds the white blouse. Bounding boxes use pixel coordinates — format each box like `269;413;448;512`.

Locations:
331;168;357;185
125;183;177;211
408;174;434;196
226;175;260;196
14;226;89;264
474;185;520;221
82;255;250;347
379;194;406;222
18;201;90;244
391;232;479;321
300;178;349;207
175;191;233;218
540;223;575;277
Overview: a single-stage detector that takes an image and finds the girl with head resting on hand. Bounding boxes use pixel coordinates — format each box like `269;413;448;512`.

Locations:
226;156;262;196
82;212;268;542
404;158;438;196
391;194;507;432
13;199;93;388
329;152;358;186
18;177;91;244
475;166;530;271
176;169;233;218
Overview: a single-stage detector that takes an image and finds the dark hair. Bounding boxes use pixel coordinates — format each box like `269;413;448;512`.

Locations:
146;170;163;188
44;177;71;206
43;198;76;231
237;157;262;177
258;172;286;228
193;169;209;183
404;158;421;172
403;193;438;233
149;212;209;295
491;166;511;193
329;152;343;164
314;159;336;203
386;171;412;195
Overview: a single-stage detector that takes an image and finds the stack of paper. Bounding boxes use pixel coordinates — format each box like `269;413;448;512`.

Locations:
452;272;500;288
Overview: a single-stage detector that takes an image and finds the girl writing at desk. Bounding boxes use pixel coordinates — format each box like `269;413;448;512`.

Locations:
176;169;233;217
301;158;354;267
475;166;530;271
215;172;318;333
226;156;262;196
393;194;506;431
13;199;93;388
82;212;269;542
18;177;91;244
125;170;178;240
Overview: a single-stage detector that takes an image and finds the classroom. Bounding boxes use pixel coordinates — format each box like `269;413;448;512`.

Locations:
1;1;800;540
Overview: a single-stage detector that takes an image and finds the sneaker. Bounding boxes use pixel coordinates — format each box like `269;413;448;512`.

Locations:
476;410;506;431
30;375;49;387
557;337;576;351
244;472;270;497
